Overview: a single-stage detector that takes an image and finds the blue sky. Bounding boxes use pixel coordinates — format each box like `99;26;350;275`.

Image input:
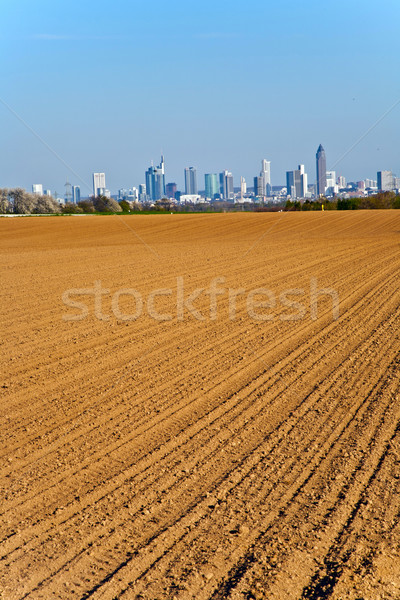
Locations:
1;0;399;194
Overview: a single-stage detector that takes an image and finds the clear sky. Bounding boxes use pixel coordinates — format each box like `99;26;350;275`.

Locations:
1;0;399;194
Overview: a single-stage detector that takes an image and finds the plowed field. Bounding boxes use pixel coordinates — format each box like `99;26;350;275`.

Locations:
1;211;400;600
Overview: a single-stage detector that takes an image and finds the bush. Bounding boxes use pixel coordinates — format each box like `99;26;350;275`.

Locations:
77;200;95;213
93;196;122;213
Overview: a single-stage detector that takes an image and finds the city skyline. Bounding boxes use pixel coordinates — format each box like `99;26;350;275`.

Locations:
1;1;399;193
22;144;396;202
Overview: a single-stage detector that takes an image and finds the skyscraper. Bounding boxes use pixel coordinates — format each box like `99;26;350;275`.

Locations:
286;169;302;199
205;174;219;199
299;164;308;198
240;176;247;199
145;156;166;201
184;167;198;195
254;176;265;198
72;186;81;204
219;170;234;200
316;145;327;197
260;159;271;195
93;173;106;197
166;182;177;199
377;170;394;191
139;184;147;202
32;184;43;195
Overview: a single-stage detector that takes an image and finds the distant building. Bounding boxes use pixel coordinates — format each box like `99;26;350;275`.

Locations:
139;184;147;202
365;178;377;189
184;167;197;195
377;170;394;191
337;175;346;188
179;194;201;204
219;170;234;200
118;187;138;201
286;165;307;199
325;170;338;196
32;184;43;196
254;176;265;198
44;189;52;197
166;182;177;199
205;174;219;199
146;156;166;201
261;159;271;195
93;173;106;197
72;186;81;204
299;164;308;197
316;145;327;196
240;176;247;199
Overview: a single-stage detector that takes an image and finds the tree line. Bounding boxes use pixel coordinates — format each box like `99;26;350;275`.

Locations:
1;189;399;215
0;190;124;214
285;192;400;211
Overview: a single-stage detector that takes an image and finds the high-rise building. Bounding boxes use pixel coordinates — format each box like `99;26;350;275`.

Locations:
93;173;106;197
145;156;166;201
166;183;177;199
316;145;327;196
139;184;147;202
337;175;346;188
286;169;302;199
205;174;219;199
240;176;247;199
72;186;81;204
219;170;234;200
254;176;265;198
299;164;308;197
377;170;394;191
184;167;197;195
32;184;43;196
260;159;271;195
365;179;377;189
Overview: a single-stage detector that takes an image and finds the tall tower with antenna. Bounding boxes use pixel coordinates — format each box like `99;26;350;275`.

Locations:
64;180;72;203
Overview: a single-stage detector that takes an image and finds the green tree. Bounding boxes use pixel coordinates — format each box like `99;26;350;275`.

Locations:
93;195;122;213
119;200;130;212
77;199;95;213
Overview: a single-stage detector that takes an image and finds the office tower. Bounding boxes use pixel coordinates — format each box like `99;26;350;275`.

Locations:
166;182;177;199
184;167;197;195
145;156;166;201
219;170;234;200
365;178;377;189
299;164;308;197
32;184;43;195
205;174;219;199
254;176;265;198
93;173;106;197
337;175;346;188
316;145;327;196
72;185;81;204
326;171;336;188
260;159;271;195
139;184;147;202
286;168;303;199
377;170;394;191
240;176;247;199
44;189;52;197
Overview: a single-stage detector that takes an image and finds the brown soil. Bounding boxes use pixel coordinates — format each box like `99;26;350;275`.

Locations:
1;211;400;600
